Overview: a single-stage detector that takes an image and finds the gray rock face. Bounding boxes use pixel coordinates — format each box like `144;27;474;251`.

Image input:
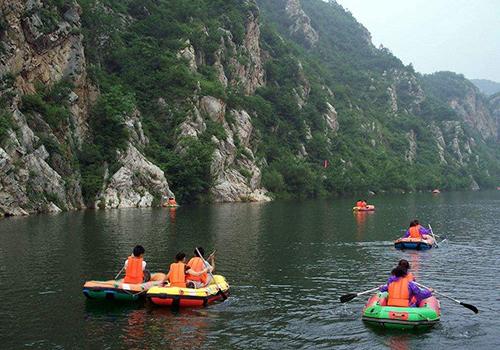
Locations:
213;4;265;95
448;89;497;140
285;0;319;47
405;130;417;163
96;144;173;209
210;108;271;202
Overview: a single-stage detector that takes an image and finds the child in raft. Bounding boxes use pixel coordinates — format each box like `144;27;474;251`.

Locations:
186;247;215;288
123;245;151;283
403;220;431;239
164;252;212;288
379;266;432;307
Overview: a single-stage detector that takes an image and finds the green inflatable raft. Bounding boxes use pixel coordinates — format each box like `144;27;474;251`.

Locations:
362;292;440;330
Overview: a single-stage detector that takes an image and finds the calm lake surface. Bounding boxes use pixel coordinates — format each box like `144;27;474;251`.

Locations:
1;191;499;349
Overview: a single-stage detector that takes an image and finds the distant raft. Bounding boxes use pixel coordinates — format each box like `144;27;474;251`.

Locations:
394;236;435;250
362;292;440;330
147;275;230;308
83;272;166;301
352;205;375;212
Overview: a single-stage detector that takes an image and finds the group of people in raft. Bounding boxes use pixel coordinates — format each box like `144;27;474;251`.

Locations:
121;245;215;289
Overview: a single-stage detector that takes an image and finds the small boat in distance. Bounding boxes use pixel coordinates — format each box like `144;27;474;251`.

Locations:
432;189;441;194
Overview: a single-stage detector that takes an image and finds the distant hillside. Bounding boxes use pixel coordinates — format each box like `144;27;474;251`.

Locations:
471;79;500;96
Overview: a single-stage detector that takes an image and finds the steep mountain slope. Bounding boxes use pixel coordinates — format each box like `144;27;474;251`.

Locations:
0;0;498;216
471;79;500;96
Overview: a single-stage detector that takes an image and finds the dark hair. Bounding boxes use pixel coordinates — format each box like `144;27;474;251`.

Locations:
194;247;205;257
409;220;416;227
398;259;410;270
391;266;407;278
175;252;186;262
414;219;420;225
133;245;145;257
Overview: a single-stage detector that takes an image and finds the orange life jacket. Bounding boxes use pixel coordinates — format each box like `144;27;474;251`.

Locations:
387;277;410;307
168;199;177;205
186;257;207;283
408;226;422;238
123;256;144;284
361;201;367;208
167;262;186;288
356;201;363;207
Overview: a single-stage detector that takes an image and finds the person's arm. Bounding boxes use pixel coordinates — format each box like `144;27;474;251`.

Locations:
419;226;431;235
409;282;432;300
379;276;396;292
142;261;147;271
403;229;410;238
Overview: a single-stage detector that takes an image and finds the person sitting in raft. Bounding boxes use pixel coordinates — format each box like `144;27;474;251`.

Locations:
403;220;431;239
186;247;215;288
167;197;177;206
123;245;150;284
379;266;432;307
164;252;212;288
355;199;365;208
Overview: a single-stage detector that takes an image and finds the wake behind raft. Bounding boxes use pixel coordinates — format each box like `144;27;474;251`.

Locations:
83;274;230;307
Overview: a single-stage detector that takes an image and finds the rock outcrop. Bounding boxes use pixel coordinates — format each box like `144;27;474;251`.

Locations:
178;95;270;202
96;144;173;209
285;0;319;47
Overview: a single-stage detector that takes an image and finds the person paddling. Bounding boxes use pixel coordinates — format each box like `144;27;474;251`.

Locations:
379;266;432;307
403;220;431;239
186;247;215;288
123;245;150;283
164;252;212;288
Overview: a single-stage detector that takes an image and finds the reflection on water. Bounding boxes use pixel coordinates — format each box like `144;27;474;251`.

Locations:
0;191;499;349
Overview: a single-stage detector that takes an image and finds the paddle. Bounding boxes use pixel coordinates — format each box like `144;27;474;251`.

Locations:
340;286;380;303
414;282;478;314
114;265;125;280
195;248;227;300
428;224;439;248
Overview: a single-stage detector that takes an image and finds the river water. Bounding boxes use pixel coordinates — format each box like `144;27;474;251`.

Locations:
0;191;499;349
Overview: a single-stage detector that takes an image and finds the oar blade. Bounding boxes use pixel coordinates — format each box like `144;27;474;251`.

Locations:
340;293;357;303
461;302;479;314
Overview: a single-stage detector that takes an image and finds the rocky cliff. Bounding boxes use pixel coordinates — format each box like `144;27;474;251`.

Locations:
0;0;172;216
0;0;498;216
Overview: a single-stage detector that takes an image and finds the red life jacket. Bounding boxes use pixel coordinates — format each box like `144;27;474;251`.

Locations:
168;262;186;288
409;226;422;238
186;257;207;284
356;201;363;207
123;256;144;284
387;276;411;307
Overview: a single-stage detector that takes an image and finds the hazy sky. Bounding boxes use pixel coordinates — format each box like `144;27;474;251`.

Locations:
334;0;500;81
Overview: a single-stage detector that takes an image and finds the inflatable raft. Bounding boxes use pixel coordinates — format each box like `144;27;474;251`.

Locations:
394;236;435;250
83;272;166;301
147;275;229;308
362;292;440;330
352;205;375;212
